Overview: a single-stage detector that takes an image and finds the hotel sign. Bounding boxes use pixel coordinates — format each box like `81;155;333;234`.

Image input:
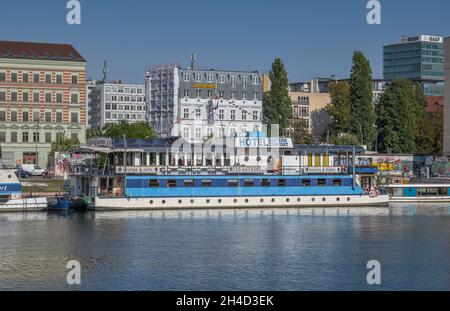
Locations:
235;137;293;149
303;167;343;174
192;83;216;89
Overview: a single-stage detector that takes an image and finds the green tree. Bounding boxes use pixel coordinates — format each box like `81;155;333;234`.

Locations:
50;132;80;156
376;80;419;153
333;133;360;146
101;120;157;139
325;81;351;137
263;58;293;134
349;51;376;148
291;117;314;144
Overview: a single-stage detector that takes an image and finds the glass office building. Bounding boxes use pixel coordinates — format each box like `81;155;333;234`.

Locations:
383;35;444;96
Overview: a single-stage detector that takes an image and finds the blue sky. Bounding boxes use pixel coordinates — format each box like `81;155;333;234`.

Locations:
1;0;448;84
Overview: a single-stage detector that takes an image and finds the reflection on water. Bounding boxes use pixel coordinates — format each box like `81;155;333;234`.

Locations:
0;204;449;291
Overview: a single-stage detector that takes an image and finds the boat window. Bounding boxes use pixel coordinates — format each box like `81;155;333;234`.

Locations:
244;179;254;187
184;179;194;187
167;180;177;188
417;188;427;196
393;188;403;197
261;179;271;186
332;179;342;186
427;188;438;196
228;179;238;187
302;179;311;186
148;179;159;187
202;179;212;187
278;179;286;187
317;179;327;187
438;188;447;196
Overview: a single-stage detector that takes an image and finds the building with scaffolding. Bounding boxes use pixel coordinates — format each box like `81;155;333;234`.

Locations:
145;62;263;141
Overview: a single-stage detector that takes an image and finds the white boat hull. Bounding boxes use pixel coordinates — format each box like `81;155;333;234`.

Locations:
0;197;48;212
91;194;390;210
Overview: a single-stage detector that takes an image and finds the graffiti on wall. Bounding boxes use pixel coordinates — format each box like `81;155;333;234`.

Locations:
425;156;450;177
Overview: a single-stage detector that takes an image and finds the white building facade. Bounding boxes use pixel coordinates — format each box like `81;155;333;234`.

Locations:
146;64;263;141
88;82;146;129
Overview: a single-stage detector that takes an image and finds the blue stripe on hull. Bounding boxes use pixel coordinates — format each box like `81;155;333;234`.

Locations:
125;186;364;198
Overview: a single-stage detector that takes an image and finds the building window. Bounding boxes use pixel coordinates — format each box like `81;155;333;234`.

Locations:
196;90;202;98
219;109;224;120
183;127;190;139
253;110;258;121
45;112;51;123
33;92;39;102
56;93;62;103
230;75;236;88
218;75;225;83
11;92;17;101
56;74;62;84
195;128;202;139
33;111;40;122
45;132;52;143
252;76;259;84
0;111;5;122
45;93;51;103
253;92;259;100
11;73;17;82
0;132;5;143
22;73;29;83
71;94;78;104
231;91;236;99
183;73;190;82
33;74;40;83
0;72;5;82
56;112;62;123
195;73;202;82
71;75;78;85
33;132;40;143
242;76;247;87
22;132;29;143
23;92;29;102
71;112;78;123
218;91;224;97
195;109;201;118
23;111;29;122
207;74;214;83
242;110;247;120
183;89;189;97
183;108;189;119
242;92;247;100
11;111;17;122
0;92;5;101
231;110;236;120
45;74;51;84
11;132;17;143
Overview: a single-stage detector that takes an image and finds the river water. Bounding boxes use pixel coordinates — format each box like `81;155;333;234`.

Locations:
1;205;450;291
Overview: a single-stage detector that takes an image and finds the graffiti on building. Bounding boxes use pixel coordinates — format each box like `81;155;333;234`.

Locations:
425;156;450;177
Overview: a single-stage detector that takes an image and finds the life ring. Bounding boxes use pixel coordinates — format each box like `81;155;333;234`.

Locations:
369;191;378;198
364;185;370;193
341;166;348;174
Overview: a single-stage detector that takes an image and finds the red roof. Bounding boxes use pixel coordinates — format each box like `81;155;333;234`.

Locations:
0;40;85;62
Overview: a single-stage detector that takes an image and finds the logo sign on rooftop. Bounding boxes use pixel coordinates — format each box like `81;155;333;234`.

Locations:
86;137;113;148
192;83;217;89
400;35;443;44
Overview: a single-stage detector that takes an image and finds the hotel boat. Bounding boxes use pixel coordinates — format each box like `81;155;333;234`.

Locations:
388;183;450;203
69;137;389;210
0;160;48;212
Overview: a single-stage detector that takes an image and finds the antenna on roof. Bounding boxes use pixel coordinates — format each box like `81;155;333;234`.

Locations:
102;60;108;83
190;54;196;70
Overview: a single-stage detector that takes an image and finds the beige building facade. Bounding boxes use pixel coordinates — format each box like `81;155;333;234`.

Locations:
0;41;86;168
288;92;331;141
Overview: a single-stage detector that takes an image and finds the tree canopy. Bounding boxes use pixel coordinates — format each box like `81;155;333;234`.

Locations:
95;120;157;139
325;81;351;138
349;51;376;148
263;58;293;134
